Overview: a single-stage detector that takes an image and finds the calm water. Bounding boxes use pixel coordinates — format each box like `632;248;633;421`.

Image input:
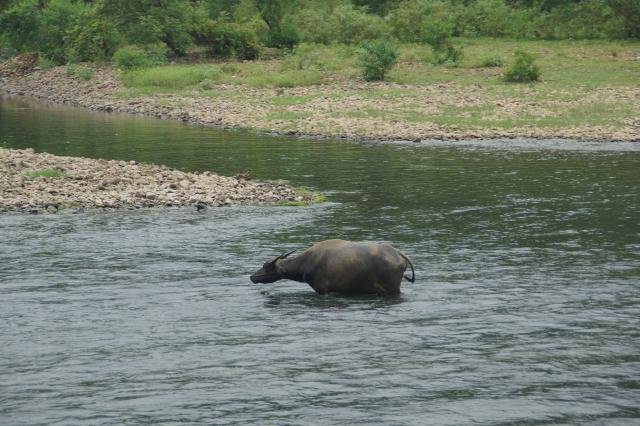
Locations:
1;95;639;425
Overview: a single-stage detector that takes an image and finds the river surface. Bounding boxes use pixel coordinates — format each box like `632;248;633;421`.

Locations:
1;95;639;425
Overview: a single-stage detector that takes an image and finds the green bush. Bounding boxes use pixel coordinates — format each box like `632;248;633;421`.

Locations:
281;43;323;70
503;50;540;83
112;44;168;70
66;7;124;62
432;44;463;66
358;41;398;81
266;20;299;49
609;0;640;38
194;20;260;59
416;16;461;66
423;19;454;51
293;3;390;45
476;55;505;68
94;0;194;56
0;0;40;52
39;0;85;64
389;0;454;43
113;46;153;70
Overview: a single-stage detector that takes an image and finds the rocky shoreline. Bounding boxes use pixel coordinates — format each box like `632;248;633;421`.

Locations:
0;148;316;213
1;56;638;143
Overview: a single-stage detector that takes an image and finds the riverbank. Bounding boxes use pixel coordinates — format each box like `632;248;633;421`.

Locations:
0;148;317;213
1;40;639;141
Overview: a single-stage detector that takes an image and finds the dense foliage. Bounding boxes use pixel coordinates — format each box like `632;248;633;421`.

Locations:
0;0;636;65
503;49;540;82
358;41;398;81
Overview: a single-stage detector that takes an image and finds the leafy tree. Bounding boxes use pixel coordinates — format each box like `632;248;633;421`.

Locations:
66;4;124;61
608;0;640;38
293;1;390;44
352;0;398;15
0;0;15;12
39;0;85;63
204;0;242;19
253;0;299;48
193;19;260;59
0;0;40;52
93;0;194;55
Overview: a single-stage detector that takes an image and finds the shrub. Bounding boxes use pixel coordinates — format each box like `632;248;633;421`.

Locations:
38;0;85;64
609;0;640;38
358;41;398;82
112;44;167;70
503;50;540;83
432;44;463;66
266;20;299;49
66;7;124;62
293;3;390;45
0;0;40;52
194;20;260;60
281;43;323;70
113;46;153;70
476;55;505;68
389;0;454;43
94;0;194;56
414;17;462;67
422;19;453;51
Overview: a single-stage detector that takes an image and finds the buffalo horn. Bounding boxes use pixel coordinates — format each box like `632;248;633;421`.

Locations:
270;250;296;264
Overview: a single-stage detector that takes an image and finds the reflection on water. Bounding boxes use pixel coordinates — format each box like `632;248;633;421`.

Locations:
1;95;639;424
262;290;406;309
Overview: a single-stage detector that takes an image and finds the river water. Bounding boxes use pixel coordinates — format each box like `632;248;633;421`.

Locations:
1;95;639;424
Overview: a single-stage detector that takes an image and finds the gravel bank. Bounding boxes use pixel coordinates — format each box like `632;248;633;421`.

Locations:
1;56;638;142
0;148;316;213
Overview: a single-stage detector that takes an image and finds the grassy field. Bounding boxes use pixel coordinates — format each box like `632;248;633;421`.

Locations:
114;38;640;140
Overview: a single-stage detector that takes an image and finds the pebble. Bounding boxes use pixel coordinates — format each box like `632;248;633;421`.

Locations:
0;148;316;213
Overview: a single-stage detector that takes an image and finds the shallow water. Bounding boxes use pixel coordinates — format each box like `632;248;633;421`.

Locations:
1;95;639;424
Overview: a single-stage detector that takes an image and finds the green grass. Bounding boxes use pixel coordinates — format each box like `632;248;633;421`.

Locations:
119;39;640;91
121;63;324;92
384;39;640;88
338;101;633;131
240;69;323;88
24;168;66;179
114;39;640;136
279;187;327;206
121;65;223;89
65;64;93;81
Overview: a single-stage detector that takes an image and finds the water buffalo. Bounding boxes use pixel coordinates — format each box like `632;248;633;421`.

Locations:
250;239;415;296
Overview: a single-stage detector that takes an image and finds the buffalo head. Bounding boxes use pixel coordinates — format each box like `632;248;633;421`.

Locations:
250;250;295;283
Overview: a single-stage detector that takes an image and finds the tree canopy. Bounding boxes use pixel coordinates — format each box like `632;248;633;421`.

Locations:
0;0;636;64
